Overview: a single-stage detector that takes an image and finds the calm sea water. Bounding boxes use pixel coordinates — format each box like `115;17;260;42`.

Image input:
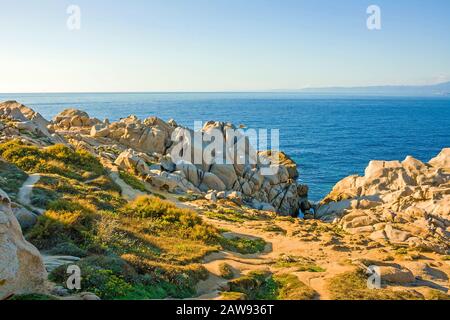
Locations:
1;92;449;200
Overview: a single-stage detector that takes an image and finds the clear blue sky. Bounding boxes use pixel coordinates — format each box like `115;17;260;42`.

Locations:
1;0;449;92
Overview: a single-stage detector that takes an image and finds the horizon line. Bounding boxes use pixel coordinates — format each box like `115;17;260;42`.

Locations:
1;81;449;96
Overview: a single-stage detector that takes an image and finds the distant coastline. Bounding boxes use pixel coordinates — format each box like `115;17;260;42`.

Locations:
1;81;450;97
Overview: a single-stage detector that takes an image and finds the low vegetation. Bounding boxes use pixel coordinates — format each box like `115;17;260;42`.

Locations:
0;159;28;198
327;270;424;300
119;170;147;192
204;207;261;223
274;255;326;272
218;263;234;280
0;140;104;181
220;236;266;254
26;169;263;300
227;271;316;300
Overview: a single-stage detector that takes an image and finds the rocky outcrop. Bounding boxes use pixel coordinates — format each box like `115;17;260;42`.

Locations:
0;188;47;299
52;109;101;130
0;101;63;144
48;108;308;216
317;149;450;254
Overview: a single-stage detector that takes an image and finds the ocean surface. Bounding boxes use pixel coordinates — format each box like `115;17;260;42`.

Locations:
1;92;449;201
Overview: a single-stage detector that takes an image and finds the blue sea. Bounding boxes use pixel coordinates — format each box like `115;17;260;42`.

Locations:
1;92;449;201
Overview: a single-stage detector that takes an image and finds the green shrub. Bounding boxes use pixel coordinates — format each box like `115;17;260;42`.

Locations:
219;263;234;279
26;210;94;250
119;171;147;192
46;242;88;257
220;236;266;254
228;271;316;300
0;140;105;181
0;160;28;196
121;196;176;219
81;268;133;300
229;271;278;300
87;175;122;193
275;274;317;300
122;254;209;299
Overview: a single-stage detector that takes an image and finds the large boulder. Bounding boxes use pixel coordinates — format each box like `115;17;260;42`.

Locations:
210;164;238;190
429;148;450;169
53;109;96;128
0;189;47;299
318;149;450;254
115;149;150;175
90;124;110;138
258;151;299;180
107;116;174;155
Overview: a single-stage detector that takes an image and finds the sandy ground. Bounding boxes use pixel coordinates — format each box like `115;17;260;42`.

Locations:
178;201;450;300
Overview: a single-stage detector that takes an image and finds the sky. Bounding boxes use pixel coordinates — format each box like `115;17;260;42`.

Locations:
0;0;450;92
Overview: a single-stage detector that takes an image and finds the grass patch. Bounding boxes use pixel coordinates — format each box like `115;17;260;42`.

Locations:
0;140;105;181
205;211;245;223
204;207;260;223
31;175;126;212
0;160;28;197
219;263;234;280
274;255;326;272
119;171;147;192
275;274;317;300
263;225;287;235
228;271;316;300
220;236;266;254
327;270;424;300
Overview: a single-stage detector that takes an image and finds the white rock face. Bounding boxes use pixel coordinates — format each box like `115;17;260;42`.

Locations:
317;149;450;254
0;188;47;299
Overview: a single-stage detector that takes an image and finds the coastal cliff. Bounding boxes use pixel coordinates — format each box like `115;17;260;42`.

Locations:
0;101;449;300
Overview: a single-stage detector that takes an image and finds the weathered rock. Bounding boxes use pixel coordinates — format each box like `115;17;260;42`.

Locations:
53;109;92;128
429;148;450;169
115;149;150;175
160;155;176;172
12;205;38;230
319;149;450;254
0;189;47;299
258;151;299;179
201;172;226;192
90;124;110;138
210;164;238;190
176;162;203;187
379;266;415;284
384;224;412;243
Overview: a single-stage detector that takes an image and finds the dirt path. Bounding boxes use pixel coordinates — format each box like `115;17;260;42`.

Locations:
191;215;353;300
17;173;45;214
